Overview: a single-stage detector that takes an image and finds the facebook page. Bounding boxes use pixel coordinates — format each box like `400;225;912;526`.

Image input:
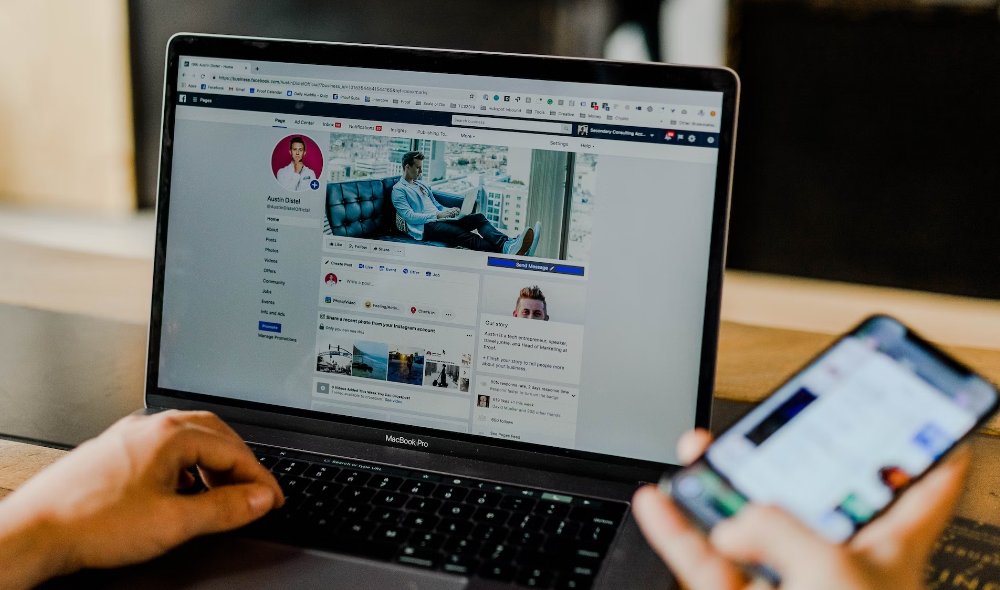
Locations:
157;57;725;464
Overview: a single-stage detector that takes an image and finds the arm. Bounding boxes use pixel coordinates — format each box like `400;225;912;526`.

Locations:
391;185;439;225
0;411;282;589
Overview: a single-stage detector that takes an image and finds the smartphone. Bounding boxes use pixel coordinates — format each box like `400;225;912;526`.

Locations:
668;315;998;554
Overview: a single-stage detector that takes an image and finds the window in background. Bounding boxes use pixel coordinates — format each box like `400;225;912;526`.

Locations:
726;0;1000;298
0;0;134;214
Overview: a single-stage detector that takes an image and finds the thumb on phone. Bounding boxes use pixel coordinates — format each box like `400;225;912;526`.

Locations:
710;504;839;582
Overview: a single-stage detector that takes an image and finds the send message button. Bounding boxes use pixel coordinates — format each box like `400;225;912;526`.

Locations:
258;321;282;333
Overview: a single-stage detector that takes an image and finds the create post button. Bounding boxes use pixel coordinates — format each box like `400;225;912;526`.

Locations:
487;257;585;276
258;321;282;333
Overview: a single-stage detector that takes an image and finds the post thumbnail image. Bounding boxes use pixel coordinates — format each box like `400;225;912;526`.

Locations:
315;331;468;392
387;345;424;385
320;131;598;263
424;360;470;392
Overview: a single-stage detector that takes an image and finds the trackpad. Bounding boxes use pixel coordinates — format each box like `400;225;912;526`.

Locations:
39;537;468;590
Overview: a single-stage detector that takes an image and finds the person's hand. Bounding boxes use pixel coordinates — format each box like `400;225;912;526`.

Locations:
436;208;460;219
632;429;969;590
0;411;283;588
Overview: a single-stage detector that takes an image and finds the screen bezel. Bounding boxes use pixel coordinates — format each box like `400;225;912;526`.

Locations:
146;33;740;482
671;314;1000;534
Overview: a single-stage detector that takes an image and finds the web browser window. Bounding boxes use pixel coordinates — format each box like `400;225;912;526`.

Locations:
158;57;726;464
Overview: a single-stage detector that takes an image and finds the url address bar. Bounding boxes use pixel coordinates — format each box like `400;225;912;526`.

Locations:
215;74;472;100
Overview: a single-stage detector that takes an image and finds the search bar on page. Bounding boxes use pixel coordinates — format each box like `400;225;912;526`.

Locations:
451;115;572;135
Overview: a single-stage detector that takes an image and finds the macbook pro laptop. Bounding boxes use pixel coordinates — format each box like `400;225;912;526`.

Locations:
86;34;738;589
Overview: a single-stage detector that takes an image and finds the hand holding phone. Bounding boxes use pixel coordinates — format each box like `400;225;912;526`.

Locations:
649;315;996;586
632;428;970;590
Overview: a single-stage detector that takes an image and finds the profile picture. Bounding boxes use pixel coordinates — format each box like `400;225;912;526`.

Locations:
577;124;589;137
271;134;323;192
513;285;549;321
325;273;338;286
477;395;490;408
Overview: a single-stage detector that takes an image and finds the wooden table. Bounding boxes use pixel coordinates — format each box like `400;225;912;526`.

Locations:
3;235;1000;525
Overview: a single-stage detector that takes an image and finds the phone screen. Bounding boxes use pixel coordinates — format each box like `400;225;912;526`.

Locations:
672;316;998;542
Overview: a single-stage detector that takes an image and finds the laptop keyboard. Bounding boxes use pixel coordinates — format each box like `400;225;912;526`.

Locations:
239;443;628;589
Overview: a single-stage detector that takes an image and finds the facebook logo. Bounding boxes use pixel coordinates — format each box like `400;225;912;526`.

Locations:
200;83;206;89
250;88;255;94
286;90;293;96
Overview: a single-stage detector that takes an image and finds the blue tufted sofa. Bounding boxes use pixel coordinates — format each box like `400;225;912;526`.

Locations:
325;176;467;247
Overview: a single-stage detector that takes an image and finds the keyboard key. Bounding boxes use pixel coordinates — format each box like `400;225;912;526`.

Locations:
280;494;308;515
556;576;593;589
305;481;343;497
402;512;439;530
471;524;508;543
442;554;479;575
534;502;571;519
371;508;402;524
480;562;516;582
406;497;441;514
272;459;310;477
555;565;597;589
278;476;310;495
303;464;339;480
338;519;375;538
517;566;554;588
473;481;514;493
568;507;620;527
256;455;279;469
474;507;509;525
369;476;403;491
500;496;537;513
300;495;338;514
372;491;409;508
407;531;444;550
509;530;545;548
439;502;476;520
443;537;481;556
372;525;408;544
580;523;615;547
543;519;582;540
432;486;468;502
332;501;371;520
511;514;545;532
551;546;604;568
401;480;435;496
303;514;340;541
436;518;473;537
396;546;441;569
335;470;372;486
339;485;375;503
481;543;515;563
464;490;501;508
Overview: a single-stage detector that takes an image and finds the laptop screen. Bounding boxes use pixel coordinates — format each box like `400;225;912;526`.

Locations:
157;52;728;465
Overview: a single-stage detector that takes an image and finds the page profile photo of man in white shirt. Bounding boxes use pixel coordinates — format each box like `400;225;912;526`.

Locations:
275;135;319;191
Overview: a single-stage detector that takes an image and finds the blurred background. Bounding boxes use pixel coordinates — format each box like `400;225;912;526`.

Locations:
1;0;999;297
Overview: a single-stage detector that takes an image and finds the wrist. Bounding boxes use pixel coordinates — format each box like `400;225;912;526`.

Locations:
0;499;74;589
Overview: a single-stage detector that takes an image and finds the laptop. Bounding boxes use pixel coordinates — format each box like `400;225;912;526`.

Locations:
437;190;479;222
83;34;738;589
